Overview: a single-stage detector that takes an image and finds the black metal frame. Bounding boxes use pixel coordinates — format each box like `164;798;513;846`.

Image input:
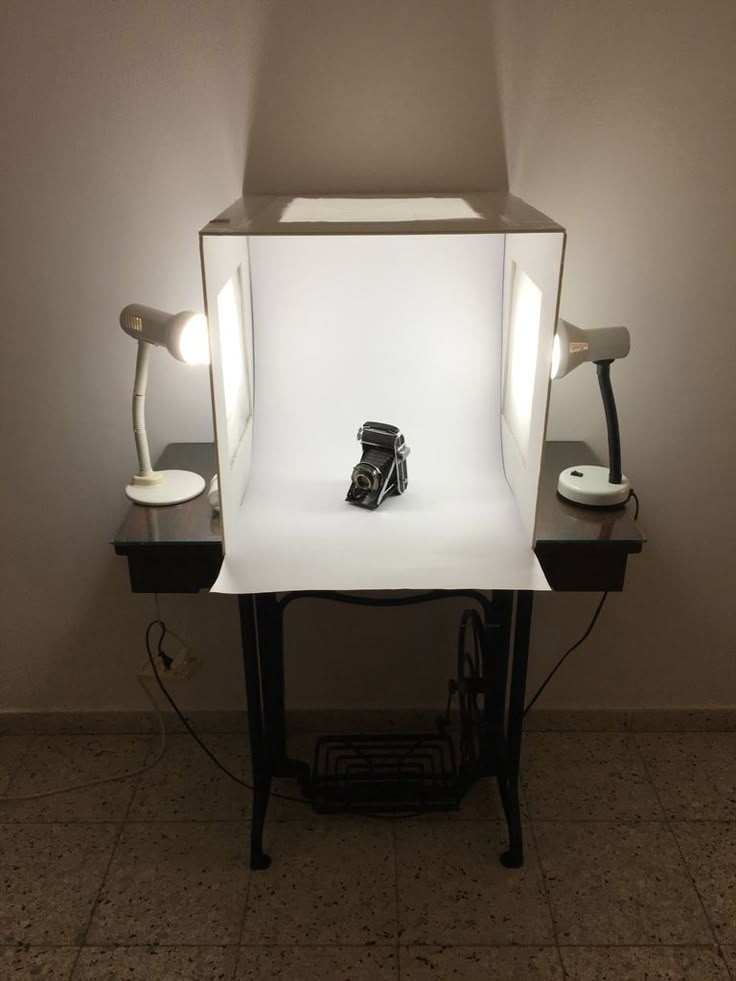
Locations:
238;588;533;871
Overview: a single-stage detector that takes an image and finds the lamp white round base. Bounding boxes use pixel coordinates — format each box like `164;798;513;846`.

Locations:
557;465;630;507
125;470;206;506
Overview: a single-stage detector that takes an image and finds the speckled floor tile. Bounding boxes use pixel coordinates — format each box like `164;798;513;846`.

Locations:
0;736;153;822
86;822;249;945
395;820;553;945
127;734;250;822
453;776;509;820
407;775;510;821
559;945;731;980
235;945;397;979
242;819;396;944
721;946;736;975
73;945;238;980
671;822;736;944
0;823;117;944
630;711;736;732
523;732;662;821
636;734;736;820
128;733;315;823
0;737;31;793
535;821;712;945
524;709;631;732
523;731;635;763
400;945;562;980
0;946;79;979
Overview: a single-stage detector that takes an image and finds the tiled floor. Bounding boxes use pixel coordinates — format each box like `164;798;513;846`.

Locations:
1;728;735;979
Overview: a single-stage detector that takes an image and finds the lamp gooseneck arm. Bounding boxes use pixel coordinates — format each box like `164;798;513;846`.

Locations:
132;340;154;476
595;359;623;484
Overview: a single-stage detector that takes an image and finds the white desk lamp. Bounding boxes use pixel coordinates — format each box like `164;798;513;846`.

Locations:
552;319;631;507
120;304;210;505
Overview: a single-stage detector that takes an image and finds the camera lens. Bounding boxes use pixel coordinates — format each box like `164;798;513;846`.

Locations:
351;464;378;493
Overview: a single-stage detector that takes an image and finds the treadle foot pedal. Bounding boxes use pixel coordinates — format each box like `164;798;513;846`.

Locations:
311;732;460;814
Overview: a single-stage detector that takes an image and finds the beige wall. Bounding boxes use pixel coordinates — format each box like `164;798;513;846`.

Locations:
1;0;734;713
493;0;736;706
0;0;266;711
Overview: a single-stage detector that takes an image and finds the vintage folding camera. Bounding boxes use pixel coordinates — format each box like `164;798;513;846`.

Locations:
346;421;410;510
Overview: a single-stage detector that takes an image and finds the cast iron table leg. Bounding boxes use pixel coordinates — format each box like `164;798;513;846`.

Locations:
500;590;533;869
257;594;310;791
238;594;272;870
485;591;513;778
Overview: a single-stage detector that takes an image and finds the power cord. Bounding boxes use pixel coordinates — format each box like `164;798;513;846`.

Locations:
145;617;435;819
628;488;640;520
0;677;167;802
523;591;608;718
523;486;641;717
145;618;311;808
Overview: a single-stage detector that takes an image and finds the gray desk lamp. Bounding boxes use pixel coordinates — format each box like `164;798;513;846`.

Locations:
120;304;209;505
552;318;631;507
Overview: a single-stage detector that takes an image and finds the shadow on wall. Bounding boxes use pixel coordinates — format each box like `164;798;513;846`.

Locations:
243;0;508;194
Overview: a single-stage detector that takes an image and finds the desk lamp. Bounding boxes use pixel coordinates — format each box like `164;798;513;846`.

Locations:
120;304;209;505
551;318;631;507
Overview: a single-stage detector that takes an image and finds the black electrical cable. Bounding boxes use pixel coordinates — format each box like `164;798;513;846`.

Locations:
523;591;609;718
522;489;642;716
145;620;311;807
628;489;640;520
145;620;428;818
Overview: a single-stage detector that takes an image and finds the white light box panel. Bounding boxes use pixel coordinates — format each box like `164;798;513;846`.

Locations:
201;193;565;594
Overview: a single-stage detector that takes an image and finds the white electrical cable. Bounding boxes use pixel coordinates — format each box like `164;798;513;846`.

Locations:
0;677;167;802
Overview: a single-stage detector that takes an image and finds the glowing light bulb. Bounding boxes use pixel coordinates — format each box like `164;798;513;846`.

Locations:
177;314;210;365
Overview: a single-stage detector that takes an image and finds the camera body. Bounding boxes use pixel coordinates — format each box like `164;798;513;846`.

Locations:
346;421;410;510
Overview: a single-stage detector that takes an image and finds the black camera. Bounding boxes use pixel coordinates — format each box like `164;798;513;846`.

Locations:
346;422;410;510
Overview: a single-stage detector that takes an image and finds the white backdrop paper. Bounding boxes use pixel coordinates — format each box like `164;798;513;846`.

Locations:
212;233;549;593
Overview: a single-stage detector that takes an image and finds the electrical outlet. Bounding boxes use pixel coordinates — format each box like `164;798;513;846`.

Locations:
139;647;201;681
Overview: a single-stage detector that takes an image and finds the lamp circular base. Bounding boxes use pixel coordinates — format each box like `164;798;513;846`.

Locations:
557;465;630;507
125;470;205;506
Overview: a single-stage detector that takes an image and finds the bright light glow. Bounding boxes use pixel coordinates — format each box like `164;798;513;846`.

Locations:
280;197;482;223
217;270;251;459
503;266;543;462
177;314;210;365
551;334;561;379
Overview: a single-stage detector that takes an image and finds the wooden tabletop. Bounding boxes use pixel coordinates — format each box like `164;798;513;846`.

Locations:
113;443;221;548
113;441;644;593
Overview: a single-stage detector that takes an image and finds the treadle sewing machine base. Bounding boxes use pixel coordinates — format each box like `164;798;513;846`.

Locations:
239;588;529;872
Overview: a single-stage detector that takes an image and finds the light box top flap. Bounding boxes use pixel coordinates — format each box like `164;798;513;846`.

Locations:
201;192;564;237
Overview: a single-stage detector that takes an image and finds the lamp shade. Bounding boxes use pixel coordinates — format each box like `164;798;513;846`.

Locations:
551;319;630;379
120;304;209;365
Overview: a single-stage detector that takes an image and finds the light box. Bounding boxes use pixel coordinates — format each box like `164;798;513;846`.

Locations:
200;193;565;594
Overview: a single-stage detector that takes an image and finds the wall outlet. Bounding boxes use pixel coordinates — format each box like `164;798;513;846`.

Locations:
139;647;201;682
